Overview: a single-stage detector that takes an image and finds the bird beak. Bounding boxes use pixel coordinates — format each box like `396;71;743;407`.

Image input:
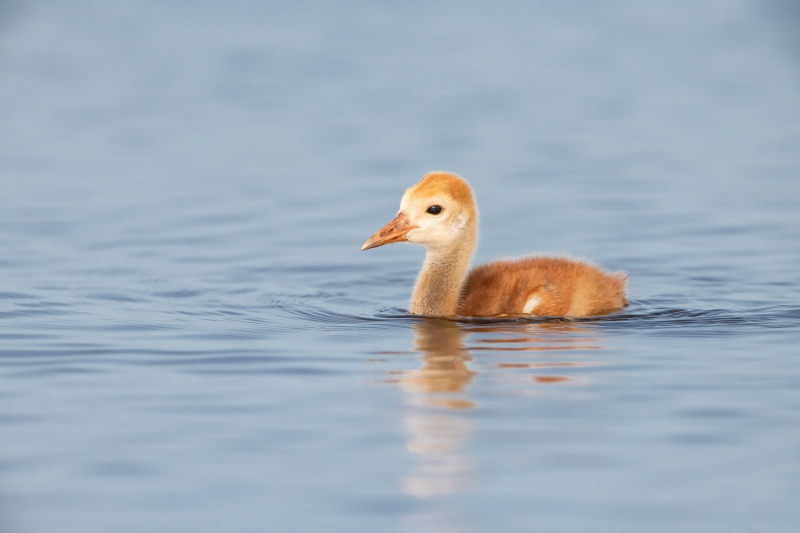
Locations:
361;213;418;251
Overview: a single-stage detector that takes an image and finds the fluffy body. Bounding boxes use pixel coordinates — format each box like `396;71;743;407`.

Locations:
460;256;627;316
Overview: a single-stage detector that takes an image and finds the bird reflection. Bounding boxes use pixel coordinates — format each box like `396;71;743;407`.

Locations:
384;318;611;494
381;317;612;531
400;318;476;408
399;319;475;500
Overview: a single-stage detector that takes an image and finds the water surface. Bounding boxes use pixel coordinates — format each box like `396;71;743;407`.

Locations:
1;1;800;532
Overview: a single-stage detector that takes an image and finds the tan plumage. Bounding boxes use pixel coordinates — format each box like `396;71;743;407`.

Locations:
362;172;627;317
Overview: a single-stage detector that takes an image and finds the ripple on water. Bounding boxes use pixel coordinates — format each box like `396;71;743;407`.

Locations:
260;288;800;337
3;291;797;385
589;304;800;335
0;292;37;300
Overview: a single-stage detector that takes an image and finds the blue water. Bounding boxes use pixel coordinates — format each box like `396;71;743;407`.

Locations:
2;1;800;532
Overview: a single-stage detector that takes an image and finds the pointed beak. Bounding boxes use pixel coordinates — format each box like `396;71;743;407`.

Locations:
361;213;418;251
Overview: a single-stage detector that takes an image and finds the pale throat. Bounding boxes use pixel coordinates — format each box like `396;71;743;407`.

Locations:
409;224;477;316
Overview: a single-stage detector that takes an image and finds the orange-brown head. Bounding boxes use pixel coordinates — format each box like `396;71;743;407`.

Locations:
361;172;478;252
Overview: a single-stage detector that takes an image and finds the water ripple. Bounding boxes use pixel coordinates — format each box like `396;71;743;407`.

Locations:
271;299;800;336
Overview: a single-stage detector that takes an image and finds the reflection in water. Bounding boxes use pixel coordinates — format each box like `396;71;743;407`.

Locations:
401;319;475;500
382;317;613;531
385;318;612;493
403;319;476;409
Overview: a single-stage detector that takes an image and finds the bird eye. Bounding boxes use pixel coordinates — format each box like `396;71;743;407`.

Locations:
426;205;443;215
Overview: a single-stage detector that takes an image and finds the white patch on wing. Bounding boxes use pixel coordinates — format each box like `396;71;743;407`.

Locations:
522;295;541;314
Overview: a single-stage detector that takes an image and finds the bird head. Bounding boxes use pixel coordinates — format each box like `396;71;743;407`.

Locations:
361;172;477;252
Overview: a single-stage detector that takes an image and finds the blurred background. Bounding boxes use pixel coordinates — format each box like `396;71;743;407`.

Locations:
1;1;799;532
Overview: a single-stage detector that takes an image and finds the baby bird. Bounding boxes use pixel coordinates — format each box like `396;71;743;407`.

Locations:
362;172;627;317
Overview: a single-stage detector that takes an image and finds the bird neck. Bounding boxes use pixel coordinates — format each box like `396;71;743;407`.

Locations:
410;227;476;316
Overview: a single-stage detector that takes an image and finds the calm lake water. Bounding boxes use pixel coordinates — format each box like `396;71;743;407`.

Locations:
2;1;800;532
